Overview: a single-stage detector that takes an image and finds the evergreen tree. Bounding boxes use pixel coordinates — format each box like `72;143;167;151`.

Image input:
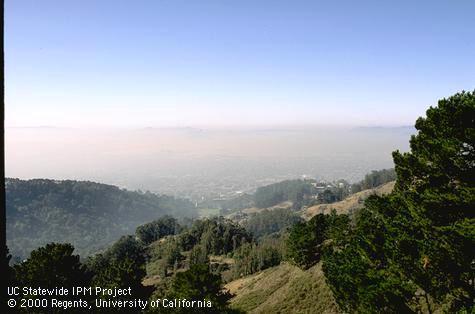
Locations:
136;216;181;245
88;236;152;300
14;243;90;288
323;90;475;312
391;90;475;309
13;243;92;313
165;264;235;314
286;214;329;268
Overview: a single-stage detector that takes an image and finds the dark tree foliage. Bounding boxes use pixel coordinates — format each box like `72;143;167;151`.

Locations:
136;216;182;245
232;235;284;278
145;217;252;278
286;218;322;269
149;237;185;265
254;179;316;209
105;235;147;264
12;243;93;314
286;212;350;269
6;179;197;259
391;90;475;309
8;241;155;313
323;91;475;313
5;246;14;285
319;189;338;204
87;235;152;300
242;208;303;239
351;168;396;193
178;217;252;255
323;197;415;313
189;244;209;267
163;239;185;270
165;264;234;314
14;243;90;288
149;237;185;276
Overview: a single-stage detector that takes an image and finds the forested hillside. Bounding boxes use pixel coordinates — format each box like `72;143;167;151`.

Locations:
350;168;396;193
253;179;316;209
6;178;197;260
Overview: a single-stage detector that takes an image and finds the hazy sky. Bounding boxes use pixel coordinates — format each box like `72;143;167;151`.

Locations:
6;0;475;127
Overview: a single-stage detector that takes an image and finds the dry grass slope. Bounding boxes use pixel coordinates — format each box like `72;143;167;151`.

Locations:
301;181;395;220
241;201;293;215
225;262;339;314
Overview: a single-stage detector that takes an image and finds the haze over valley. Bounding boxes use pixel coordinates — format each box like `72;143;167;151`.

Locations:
6;125;412;201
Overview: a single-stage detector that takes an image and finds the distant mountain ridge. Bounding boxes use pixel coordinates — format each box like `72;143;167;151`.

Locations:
6;178;197;260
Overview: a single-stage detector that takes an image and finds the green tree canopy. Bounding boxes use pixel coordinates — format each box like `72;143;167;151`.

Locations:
165;264;234;314
14;243;89;288
286;213;349;269
391;90;475;308
136;216;181;245
87;236;151;299
323;90;475;313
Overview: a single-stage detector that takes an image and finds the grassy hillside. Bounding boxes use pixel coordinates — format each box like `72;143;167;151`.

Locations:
6;178;197;260
301;181;395;219
226;262;339;314
242;201;293;213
